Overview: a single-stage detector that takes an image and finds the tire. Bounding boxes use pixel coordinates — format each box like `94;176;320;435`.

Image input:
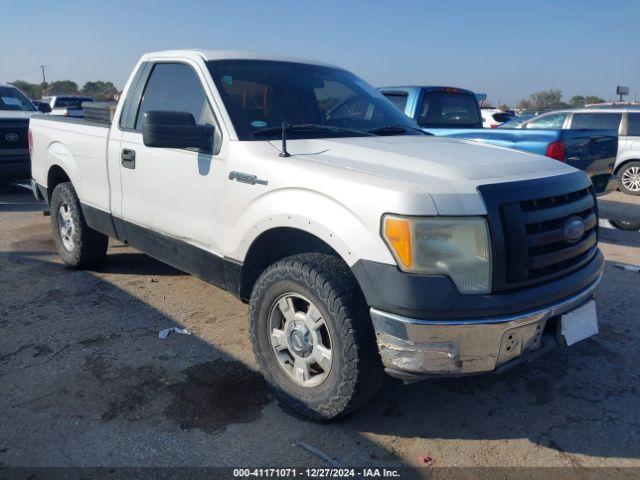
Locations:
618;161;640;196
249;253;383;420
609;219;640;232
50;182;109;268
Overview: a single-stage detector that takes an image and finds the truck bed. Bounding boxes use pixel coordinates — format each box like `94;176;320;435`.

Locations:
29;114;112;212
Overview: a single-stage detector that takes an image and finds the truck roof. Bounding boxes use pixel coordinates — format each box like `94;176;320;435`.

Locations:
142;49;340;69
539;107;639;114
379;86;477;96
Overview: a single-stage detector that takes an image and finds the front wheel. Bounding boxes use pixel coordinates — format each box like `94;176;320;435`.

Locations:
619;161;640;196
50;182;109;268
249;253;383;420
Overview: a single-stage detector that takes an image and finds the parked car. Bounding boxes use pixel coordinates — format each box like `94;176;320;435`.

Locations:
481;108;515;128
40;95;94;118
0;83;50;182
498;114;535;128
31;50;604;419
518;108;640;195
379;86;619;195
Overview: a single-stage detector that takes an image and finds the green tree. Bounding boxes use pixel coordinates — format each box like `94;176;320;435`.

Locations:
81;81;118;101
517;99;533;111
569;95;586;107
584;95;606;105
48;80;79;95
517;89;568;110
9;80;42;99
568;95;606;108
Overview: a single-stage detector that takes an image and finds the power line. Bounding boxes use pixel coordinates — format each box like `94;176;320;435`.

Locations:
0;67;42;83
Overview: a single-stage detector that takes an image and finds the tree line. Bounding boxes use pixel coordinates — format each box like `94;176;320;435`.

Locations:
9;79;118;101
8;79;610;112
515;89;606;111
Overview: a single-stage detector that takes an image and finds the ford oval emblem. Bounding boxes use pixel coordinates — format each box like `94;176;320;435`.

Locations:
5;133;19;142
563;216;585;243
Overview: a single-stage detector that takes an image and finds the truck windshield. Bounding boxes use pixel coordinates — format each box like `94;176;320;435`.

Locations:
0;86;36;112
207;60;421;140
417;92;482;128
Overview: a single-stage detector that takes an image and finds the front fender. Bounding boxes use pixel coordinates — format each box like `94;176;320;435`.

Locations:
226;187;395;267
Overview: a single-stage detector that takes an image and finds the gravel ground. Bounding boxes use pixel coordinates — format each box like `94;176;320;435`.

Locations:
0;184;639;477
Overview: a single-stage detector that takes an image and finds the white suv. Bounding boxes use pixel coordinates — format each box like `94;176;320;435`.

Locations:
481;108;515;128
520;108;640;195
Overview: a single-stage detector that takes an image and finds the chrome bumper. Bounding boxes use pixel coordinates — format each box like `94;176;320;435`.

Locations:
370;274;602;379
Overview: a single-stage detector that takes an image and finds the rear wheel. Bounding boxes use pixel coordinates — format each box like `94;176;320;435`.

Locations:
249;253;383;420
619;161;640;195
50;182;108;268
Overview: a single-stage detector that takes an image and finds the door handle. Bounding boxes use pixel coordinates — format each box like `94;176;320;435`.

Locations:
121;148;136;169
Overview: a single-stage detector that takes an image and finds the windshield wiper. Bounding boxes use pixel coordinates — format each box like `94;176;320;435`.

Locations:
253;122;376;157
367;125;433;136
252;123;374;138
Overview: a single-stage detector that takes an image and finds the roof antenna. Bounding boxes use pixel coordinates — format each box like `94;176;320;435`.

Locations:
279;121;291;157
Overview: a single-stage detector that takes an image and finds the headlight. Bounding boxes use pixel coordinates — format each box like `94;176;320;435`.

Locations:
382;215;492;294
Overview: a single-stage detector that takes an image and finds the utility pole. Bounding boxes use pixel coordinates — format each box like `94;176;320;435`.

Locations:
40;65;47;97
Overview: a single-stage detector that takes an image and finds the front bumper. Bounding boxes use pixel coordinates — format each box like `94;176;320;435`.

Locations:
371;274;601;380
0;153;30;182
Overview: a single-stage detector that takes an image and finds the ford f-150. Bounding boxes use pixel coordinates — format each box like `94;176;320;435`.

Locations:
30;50;604;419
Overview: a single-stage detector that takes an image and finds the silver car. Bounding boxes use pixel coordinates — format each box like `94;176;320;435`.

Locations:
519;107;640;195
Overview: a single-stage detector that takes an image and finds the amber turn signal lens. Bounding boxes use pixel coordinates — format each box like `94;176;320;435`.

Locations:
383;216;413;269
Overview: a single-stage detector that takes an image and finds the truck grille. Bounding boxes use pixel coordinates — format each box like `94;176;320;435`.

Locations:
478;172;598;292
0;119;29;150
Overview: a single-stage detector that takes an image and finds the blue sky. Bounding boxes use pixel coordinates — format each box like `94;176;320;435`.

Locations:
1;0;638;105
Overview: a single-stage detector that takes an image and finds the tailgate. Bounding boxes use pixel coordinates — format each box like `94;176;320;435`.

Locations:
562;129;617;177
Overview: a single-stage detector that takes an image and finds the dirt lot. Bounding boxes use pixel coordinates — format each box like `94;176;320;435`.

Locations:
1;184;639;476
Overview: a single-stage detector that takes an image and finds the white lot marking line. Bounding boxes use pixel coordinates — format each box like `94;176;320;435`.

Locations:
614;263;640;273
598;218;617;230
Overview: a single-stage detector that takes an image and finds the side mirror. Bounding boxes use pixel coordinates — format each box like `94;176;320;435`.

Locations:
38;103;52;113
142;111;214;152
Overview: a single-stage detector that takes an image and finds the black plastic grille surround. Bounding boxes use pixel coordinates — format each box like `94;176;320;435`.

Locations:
478;171;598;292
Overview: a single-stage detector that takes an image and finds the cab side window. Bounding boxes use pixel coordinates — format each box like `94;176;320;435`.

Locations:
627;113;640;137
135;63;216;131
382;92;409;112
571;113;622;131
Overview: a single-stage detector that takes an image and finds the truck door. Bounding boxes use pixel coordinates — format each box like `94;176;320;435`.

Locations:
118;61;226;254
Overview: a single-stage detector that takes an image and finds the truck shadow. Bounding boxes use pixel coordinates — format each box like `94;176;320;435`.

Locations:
347;261;639;460
0;183;45;212
94;251;188;276
598;198;640;223
598;224;640;251
0;244;417;473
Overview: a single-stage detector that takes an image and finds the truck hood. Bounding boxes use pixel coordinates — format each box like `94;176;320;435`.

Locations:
259;135;577;215
0;111;36;120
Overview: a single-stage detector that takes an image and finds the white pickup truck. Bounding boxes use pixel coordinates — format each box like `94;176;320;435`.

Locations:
29;50;604;419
